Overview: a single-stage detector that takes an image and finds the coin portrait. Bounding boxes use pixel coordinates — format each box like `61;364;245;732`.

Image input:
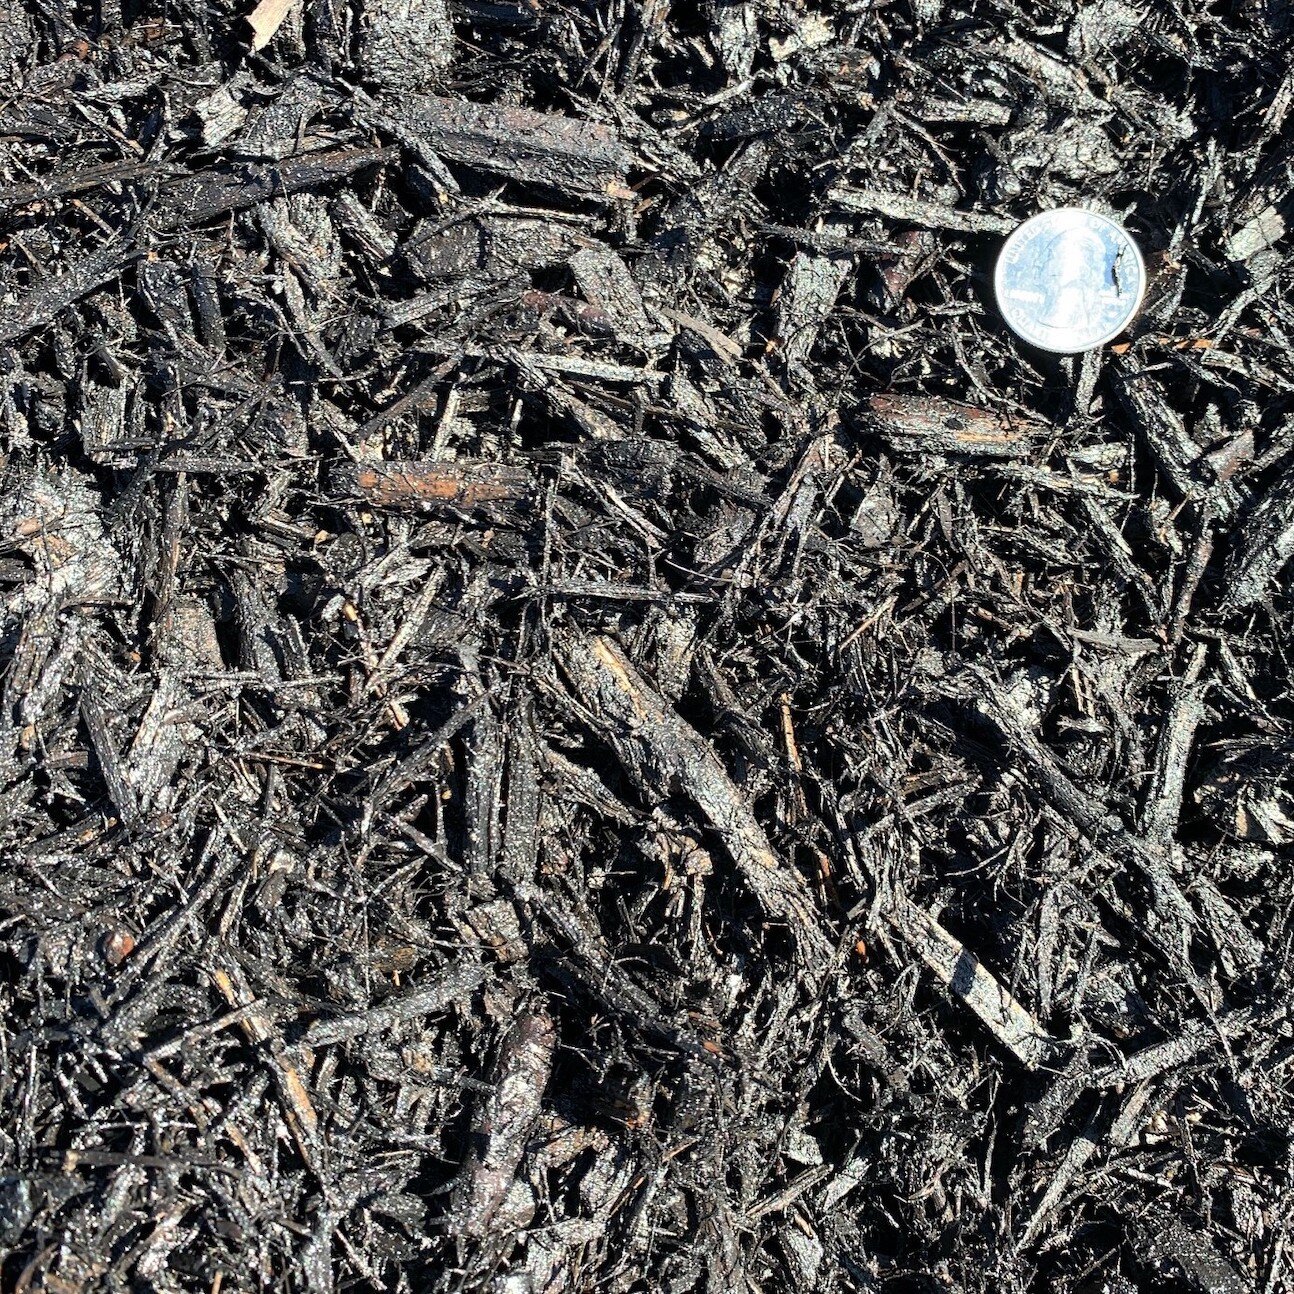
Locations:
994;209;1146;353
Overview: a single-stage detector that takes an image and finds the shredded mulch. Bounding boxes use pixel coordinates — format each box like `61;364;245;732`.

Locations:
1;1;1292;1291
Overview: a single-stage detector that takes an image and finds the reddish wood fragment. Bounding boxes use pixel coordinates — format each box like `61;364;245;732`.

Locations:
102;929;135;967
331;460;535;511
865;392;1046;459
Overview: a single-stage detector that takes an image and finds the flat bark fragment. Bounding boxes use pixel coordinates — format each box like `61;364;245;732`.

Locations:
359;0;452;87
244;0;298;49
331;459;536;510
890;899;1055;1068
371;94;633;196
153;146;394;231
829;187;1016;233
303;961;486;1046
865;392;1048;459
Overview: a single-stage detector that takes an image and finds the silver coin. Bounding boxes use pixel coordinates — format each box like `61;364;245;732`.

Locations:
993;208;1145;353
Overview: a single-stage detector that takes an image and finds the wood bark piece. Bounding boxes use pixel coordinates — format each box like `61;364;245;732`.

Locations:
154;147;393;232
1132;1212;1250;1294
778;250;854;369
331;459;535;510
372;94;633;197
890;899;1055;1068
1023;1000;1285;1153
1142;648;1206;845
1111;359;1240;518
1224;189;1294;263
244;0;299;49
1220;463;1294;610
961;665;1207;994
450;1011;556;1238
556;631;833;971
0;159;161;215
568;246;660;342
210;956;322;1178
360;0;452;87
865;392;1047;459
303;961;485;1046
0;243;138;346
830;187;1015;233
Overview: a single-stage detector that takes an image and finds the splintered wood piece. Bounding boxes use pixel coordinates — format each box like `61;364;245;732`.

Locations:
962;664;1218;1004
865;393;1047;459
210;958;321;1176
511;876;724;1063
1111;360;1240;519
830;187;1015;233
0;159;161;216
330;459;535;510
1019;1083;1152;1248
244;0;298;49
373;94;633;196
0;243;138;346
338;599;409;729
155;147;393;232
367;571;444;696
891;899;1055;1069
556;631;833;971
1142;645;1207;844
462;703;502;877
1220;463;1294;610
450;1011;555;1238
304;961;485;1046
79;688;139;829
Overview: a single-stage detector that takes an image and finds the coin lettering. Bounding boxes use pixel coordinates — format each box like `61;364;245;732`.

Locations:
993;209;1146;353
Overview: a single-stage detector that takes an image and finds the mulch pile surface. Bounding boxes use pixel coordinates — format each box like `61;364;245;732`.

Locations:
1;1;1292;1291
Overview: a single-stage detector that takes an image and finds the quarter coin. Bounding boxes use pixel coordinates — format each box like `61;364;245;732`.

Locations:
994;208;1145;353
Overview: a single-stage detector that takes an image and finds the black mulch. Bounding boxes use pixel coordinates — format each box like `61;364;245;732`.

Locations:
1;1;1292;1291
